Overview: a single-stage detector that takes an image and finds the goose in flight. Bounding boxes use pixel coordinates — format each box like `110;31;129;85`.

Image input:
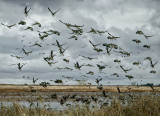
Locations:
150;70;156;74
32;42;42;47
86;71;94;75
49;50;57;60
87;28;97;34
10;63;26;71
80;55;98;60
133;61;141;66
111;73;119;77
44;57;58;66
32;77;39;84
59;20;84;28
145;57;158;68
68;35;78;40
143;45;150;49
89;40;101;48
59;47;68;56
114;50;131;57
48;7;60;17
93;47;103;53
22;48;32;56
56;40;67;49
120;65;132;73
103;44;112;55
39;33;49;41
132;39;141;45
48;29;60;36
107;31;120;40
54;79;63;84
97;64;106;71
32;21;41;27
24;26;33;31
1;23;16;29
136;30;154;39
17;63;26;71
74;62;85;70
95;78;102;85
125;75;134;80
24;6;31;17
10;55;23;59
70;28;83;35
114;59;121;63
18;20;26;25
63;58;69;63
84;64;94;67
40;82;50;88
96;30;108;35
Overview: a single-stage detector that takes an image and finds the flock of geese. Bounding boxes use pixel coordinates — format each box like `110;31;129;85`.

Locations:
1;6;159;87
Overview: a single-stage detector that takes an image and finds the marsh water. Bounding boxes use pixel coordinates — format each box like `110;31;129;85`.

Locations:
0;92;160;110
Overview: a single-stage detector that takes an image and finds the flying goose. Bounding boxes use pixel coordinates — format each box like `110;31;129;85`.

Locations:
48;7;60;17
24;6;31;17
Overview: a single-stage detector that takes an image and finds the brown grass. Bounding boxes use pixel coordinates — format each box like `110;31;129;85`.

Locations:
0;94;160;116
0;85;160;92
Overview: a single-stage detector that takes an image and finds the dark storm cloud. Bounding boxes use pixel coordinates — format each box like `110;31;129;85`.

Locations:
0;0;160;85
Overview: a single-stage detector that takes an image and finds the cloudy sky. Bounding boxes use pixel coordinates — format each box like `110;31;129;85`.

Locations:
0;0;160;85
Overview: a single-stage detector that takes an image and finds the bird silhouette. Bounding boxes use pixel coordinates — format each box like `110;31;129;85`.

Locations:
48;29;60;36
32;77;39;84
24;6;31;17
145;57;158;68
10;55;23;59
107;31;120;40
84;64;94;67
120;65;132;73
55;40;67;49
1;23;16;29
10;63;26;71
143;45;150;49
44;57;58;66
97;64;106;71
80;55;97;60
150;70;156;74
48;7;60;17
133;61;141;66
22;48;32;56
63;58;69;63
111;73;119;77
69;28;83;35
87;28;97;34
24;26;33;31
114;59;121;63
32;21;41;27
89;40;101;48
68;35;78;40
132;39;141;45
150;61;158;68
59;47;68;55
125;75;134;80
95;78;102;85
117;87;121;93
32;43;42;47
74;62;85;70
18;20;26;25
86;71;94;75
136;30;154;39
39;33;49;41
93;47;103;53
59;20;84;28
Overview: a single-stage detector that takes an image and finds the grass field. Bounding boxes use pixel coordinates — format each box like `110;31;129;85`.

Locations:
0;85;160;116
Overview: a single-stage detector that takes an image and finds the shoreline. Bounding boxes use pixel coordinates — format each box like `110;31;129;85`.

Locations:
0;84;159;93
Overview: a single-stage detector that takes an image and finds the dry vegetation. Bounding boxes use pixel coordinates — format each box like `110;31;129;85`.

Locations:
0;94;160;116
